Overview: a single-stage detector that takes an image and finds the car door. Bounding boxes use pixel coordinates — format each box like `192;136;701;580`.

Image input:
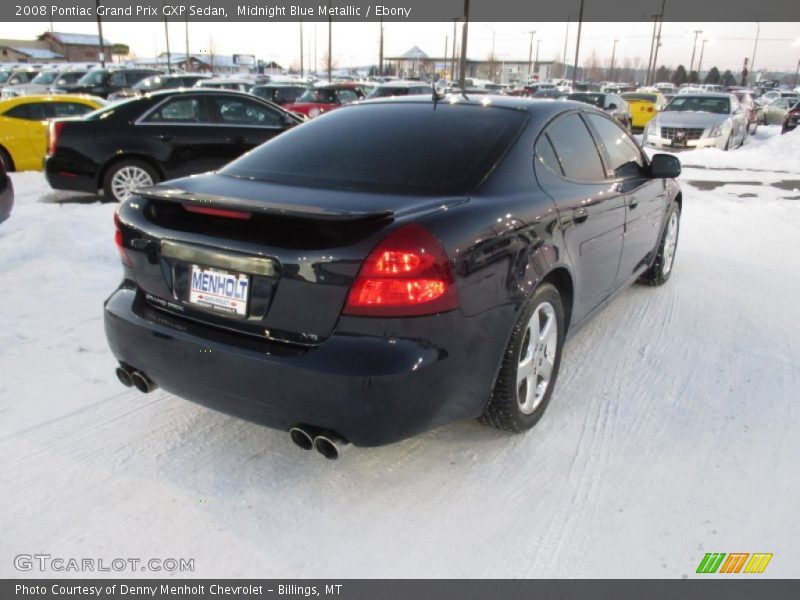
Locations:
585;112;666;286
137;94;222;178
766;98;790;125
0;102;39;169
534;111;626;319
208;94;289;159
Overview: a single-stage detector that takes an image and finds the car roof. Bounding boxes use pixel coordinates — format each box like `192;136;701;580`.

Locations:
358;94;599;118
373;80;431;88
0;94;105;108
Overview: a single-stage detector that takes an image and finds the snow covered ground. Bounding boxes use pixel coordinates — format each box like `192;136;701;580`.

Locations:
1;127;799;579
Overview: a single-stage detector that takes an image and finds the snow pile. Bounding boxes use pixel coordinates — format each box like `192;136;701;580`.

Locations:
1;131;799;579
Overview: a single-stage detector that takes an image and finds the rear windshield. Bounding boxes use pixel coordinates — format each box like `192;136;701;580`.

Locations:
78;70;108;85
31;71;59;85
567;93;604;107
297;88;338;103
222;103;527;195
622;93;658;103
665;96;730;114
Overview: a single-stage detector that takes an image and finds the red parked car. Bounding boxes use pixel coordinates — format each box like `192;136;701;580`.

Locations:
283;83;369;118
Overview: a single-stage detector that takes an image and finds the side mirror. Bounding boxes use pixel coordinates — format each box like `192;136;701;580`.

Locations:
650;153;681;179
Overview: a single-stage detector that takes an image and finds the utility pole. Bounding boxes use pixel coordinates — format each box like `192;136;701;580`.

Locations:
314;23;317;78
527;30;535;82
184;11;190;72
484;25;495;82
378;16;384;76
572;0;584;88
562;17;570;80
444;36;448;80
646;15;658;85
451;18;458;82
163;4;172;74
750;22;760;86
697;39;708;80
458;0;469;88
300;20;304;78
688;29;702;75
534;39;541;80
327;1;332;82
608;39;618;81
793;57;799;88
95;0;106;67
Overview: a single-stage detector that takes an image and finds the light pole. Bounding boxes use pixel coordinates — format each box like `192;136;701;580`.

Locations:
458;0;469;89
94;0;106;67
562;17;570;80
484;24;496;82
697;38;708;80
527;30;536;82
794;57;800;88
534;39;541;80
327;1;332;82
572;0;585;88
750;22;760;86
651;1;666;85
378;16;384;76
688;29;702;75
184;11;190;72
163;6;171;74
300;20;304;78
608;39;619;81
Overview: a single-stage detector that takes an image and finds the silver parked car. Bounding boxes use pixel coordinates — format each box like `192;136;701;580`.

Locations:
643;93;748;151
760;97;800;125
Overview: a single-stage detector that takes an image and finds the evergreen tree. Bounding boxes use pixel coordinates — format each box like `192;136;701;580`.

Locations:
704;67;721;84
672;65;688;85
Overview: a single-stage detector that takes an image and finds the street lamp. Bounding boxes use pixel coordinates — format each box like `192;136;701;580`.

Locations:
608;39;619;81
484;24;496;82
750;22;760;86
688;29;703;75
697;38;710;79
527;30;536;82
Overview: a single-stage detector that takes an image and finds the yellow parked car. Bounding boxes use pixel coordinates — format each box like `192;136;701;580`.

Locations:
621;91;667;129
0;95;104;171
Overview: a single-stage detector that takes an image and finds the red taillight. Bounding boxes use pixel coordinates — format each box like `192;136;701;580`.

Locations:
114;209;131;267
183;204;252;220
48;121;64;156
343;223;459;317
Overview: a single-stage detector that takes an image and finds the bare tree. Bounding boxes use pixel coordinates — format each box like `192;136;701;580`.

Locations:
320;50;338;73
207;35;216;75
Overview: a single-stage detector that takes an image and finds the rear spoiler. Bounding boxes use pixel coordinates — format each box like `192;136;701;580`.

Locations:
134;184;394;223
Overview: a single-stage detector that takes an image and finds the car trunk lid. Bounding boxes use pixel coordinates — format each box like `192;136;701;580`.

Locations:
117;173;466;346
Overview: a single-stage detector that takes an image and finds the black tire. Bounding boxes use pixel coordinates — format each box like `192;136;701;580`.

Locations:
638;202;681;287
0;147;14;172
481;283;565;433
102;158;159;203
723;133;732;151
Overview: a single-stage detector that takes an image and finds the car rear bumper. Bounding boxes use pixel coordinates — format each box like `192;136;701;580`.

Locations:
104;286;513;446
44;155;98;194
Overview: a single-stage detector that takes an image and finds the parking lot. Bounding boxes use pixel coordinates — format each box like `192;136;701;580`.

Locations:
1;126;798;578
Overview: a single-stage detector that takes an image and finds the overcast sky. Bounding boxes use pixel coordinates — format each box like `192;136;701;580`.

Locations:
4;21;799;73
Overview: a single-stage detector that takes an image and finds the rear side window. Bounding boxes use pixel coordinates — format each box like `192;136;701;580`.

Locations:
543;113;605;182
4;104;32;120
222;103;527;195
535;135;563;176
145;98;204;123
585;113;644;179
213;97;282;126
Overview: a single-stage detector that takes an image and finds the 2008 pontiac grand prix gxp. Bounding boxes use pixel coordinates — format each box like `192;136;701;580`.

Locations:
106;95;682;459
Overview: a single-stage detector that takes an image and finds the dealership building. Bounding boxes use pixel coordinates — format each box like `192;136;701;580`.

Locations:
0;32;114;64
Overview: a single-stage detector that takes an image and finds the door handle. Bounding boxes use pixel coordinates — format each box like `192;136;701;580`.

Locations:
628;196;639;209
572;208;588;224
157;134;173;142
225;136;247;144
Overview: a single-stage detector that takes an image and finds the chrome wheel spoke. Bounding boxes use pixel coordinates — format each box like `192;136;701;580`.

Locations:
517;301;558;415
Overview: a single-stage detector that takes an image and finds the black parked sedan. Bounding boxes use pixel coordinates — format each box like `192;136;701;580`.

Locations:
0;154;13;224
567;92;633;130
106;96;682;457
45;89;302;202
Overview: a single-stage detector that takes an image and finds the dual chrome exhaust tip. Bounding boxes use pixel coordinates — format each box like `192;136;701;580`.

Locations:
289;425;350;460
115;364;157;394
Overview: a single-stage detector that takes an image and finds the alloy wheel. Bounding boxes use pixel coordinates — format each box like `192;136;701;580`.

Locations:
111;166;153;202
662;212;679;276
517;302;558;415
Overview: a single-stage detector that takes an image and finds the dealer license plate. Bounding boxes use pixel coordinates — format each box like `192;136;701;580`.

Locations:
188;265;249;317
